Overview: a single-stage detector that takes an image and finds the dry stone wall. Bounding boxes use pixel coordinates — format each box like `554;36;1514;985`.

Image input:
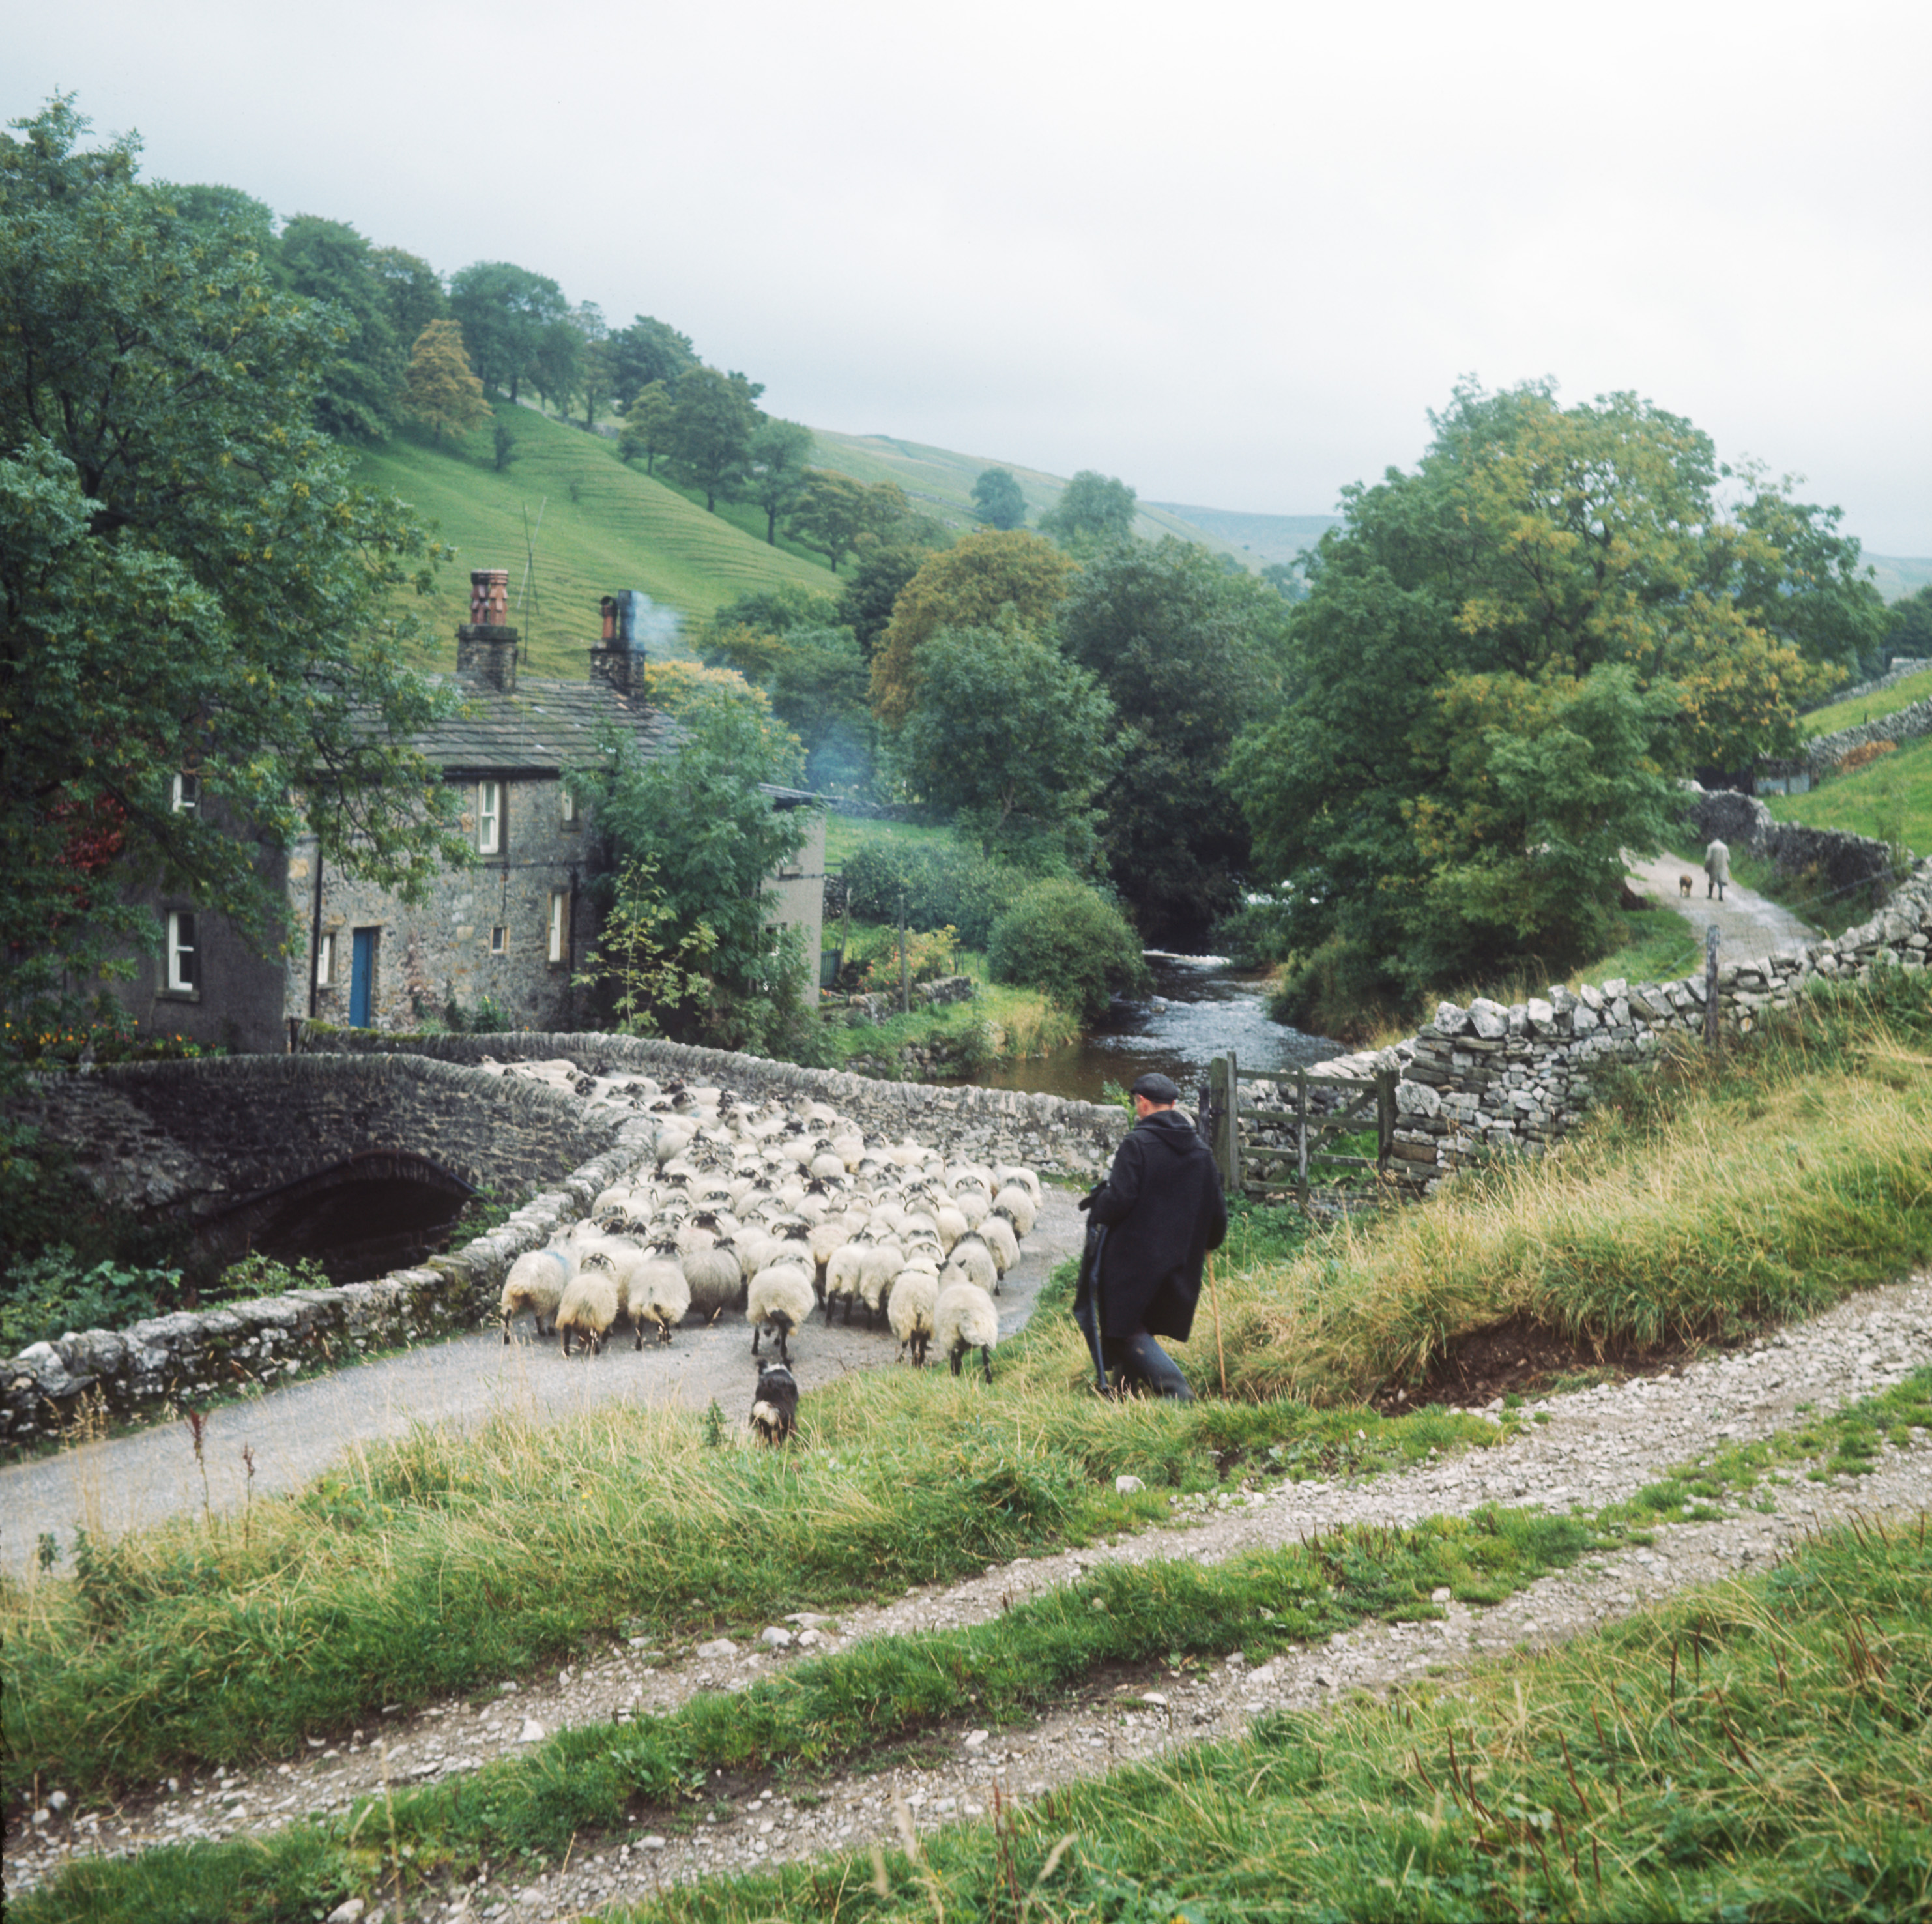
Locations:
1264;854;1932;1191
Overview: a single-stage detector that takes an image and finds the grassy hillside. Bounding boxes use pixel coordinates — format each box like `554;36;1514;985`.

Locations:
1147;503;1340;566
354;404;837;678
1766;729;1931;856
807;429;1259;563
1804;664;1932;738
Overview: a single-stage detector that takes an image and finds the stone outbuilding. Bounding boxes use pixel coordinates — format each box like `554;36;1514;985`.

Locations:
114;575;824;1052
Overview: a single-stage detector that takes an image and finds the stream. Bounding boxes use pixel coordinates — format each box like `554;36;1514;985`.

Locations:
975;951;1344;1105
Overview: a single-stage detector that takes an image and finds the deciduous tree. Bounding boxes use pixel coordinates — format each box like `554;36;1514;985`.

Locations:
894;624;1116;867
870;530;1076;726
1058;539;1289;942
1226;378;1875;1019
606;314;697;409
970;466;1026;530
0;98;467;1045
398;319;490;441
1039;469;1136;546
618;379;673;471
748;417;815;544
448;259;566;400
666;365;760;511
277;214;401;440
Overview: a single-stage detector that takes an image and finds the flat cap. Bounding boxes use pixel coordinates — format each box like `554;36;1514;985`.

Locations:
1129;1071;1181;1103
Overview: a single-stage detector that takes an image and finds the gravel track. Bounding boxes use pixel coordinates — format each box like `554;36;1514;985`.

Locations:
9;1268;1927;1917
1622;850;1817;959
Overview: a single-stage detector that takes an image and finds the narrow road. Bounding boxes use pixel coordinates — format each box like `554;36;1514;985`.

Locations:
1624;847;1816;960
0;1191;1088;1579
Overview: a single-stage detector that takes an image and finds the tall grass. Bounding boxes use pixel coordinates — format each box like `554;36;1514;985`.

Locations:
624;1511;1932;1922
1187;977;1932;1403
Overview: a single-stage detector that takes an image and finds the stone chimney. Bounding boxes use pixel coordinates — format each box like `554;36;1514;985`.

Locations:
457;568;518;692
588;590;634;697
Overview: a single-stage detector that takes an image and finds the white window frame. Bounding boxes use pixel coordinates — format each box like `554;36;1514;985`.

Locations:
171;772;200;815
489;925;508;955
559;786;578;829
477;780;502;855
315;930;335;987
166;910;198;993
548;890;570;965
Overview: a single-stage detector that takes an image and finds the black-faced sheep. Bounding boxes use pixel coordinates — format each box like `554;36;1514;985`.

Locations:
750;1362;799;1445
498;1245;572;1343
556;1266;623;1357
748;1261;815;1365
991;1183;1038;1238
887;1264;939;1367
943;1234;998;1298
680;1241;743;1324
935;1278;998;1383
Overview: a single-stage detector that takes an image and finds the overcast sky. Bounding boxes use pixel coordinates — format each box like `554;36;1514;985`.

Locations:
8;0;1929;553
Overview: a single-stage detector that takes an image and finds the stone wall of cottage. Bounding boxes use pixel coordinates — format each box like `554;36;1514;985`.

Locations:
292;775;599;1036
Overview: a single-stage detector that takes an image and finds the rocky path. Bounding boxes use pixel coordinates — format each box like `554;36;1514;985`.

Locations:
9;1269;1927;1916
1624;849;1816;959
0;1193;1089;1581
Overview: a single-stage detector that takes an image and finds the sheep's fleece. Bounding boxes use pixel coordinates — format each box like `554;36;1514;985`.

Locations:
507;1074;1037;1362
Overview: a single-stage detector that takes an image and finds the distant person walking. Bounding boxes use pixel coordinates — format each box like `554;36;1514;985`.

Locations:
1073;1072;1226;1401
1705;838;1731;902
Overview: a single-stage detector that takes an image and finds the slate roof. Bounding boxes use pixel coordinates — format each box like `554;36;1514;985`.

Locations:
414;673;680;776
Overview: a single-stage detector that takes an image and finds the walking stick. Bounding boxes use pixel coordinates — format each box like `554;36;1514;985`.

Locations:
1207;1250;1228;1398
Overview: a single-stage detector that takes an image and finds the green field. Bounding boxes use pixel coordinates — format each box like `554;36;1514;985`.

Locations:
1804;664;1932;738
807;429;1257;564
353;404;837;678
1766;730;1932;857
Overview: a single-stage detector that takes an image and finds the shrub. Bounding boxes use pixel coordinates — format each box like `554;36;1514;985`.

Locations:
841;840;1015;947
0;1246;181;1351
1838;739;1896;774
985;878;1149;1021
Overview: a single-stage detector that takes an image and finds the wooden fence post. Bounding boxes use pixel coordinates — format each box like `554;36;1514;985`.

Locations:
1704;924;1721;1056
1295;1066;1309;1204
1376;1068;1396;1187
1208;1052;1241;1197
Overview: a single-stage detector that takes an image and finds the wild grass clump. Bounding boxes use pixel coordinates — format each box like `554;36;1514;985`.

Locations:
1183;974;1932;1403
641;1511;1932;1923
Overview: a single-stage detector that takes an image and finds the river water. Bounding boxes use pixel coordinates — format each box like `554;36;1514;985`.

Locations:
975;951;1344;1105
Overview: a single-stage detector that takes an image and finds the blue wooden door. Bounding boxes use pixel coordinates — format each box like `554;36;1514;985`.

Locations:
349;929;376;1027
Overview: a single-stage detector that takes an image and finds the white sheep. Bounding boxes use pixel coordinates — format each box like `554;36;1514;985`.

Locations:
631;1247;693;1343
991;1183;1037;1237
823;1240;868;1324
888;1265;940;1367
748;1261;815;1365
943;1233;999;1298
680;1242;742;1324
858;1238;907;1326
979;1210;1020;1277
932;1201;967;1252
498;1245;573;1343
556;1265;623;1357
935;1279;998;1383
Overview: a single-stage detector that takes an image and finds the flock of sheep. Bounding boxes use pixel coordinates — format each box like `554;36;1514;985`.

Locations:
495;1080;1042;1438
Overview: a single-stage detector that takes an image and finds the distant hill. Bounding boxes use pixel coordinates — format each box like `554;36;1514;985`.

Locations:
353;403;837;678
807;431;1263;563
1147;504;1341;566
1866;555;1932;603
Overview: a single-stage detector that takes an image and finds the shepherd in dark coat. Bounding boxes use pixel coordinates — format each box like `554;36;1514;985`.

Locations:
1076;1072;1226;1399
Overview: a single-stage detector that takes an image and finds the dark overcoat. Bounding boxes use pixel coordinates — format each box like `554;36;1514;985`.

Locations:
1088;1107;1227;1341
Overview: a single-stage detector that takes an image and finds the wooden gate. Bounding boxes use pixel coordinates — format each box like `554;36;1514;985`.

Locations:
1200;1051;1398;1203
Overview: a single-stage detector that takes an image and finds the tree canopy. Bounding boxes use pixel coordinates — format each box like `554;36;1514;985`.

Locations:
605;315;698;409
894;624;1116;869
1224;378;1882;1021
788;470;909;573
870;530;1077;727
1057;539;1290;942
748;417;815;544
665;366;762;512
970;466;1027;531
448;259;566;401
1039;469;1137;547
397;320;490;441
0;98;467;1043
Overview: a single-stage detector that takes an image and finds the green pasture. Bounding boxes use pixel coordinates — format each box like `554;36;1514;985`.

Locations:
354;404;835;677
1766;730;1932;857
1803;664;1932;738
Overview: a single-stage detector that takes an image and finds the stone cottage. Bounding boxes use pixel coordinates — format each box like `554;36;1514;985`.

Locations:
117;573;825;1052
